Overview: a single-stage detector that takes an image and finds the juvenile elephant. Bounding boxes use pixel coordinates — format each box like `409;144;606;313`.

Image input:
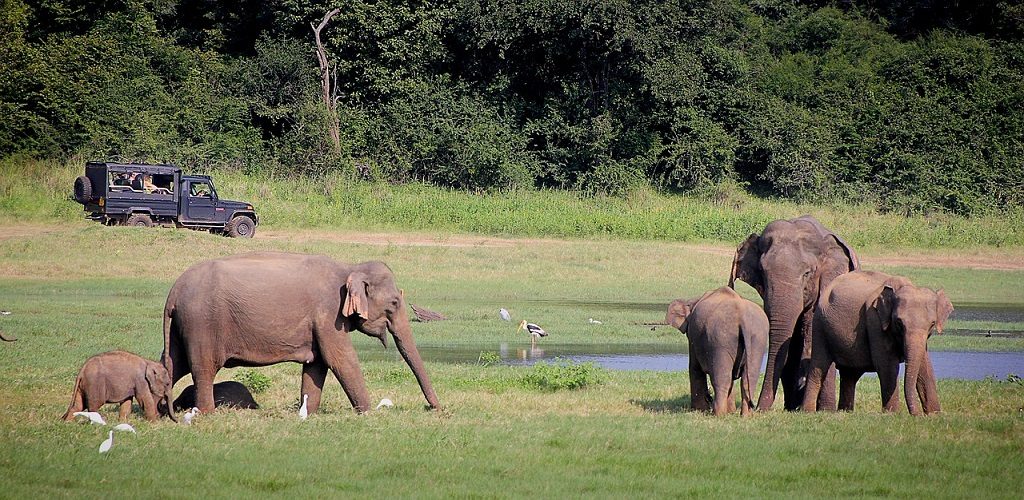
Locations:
162;252;440;414
801;271;952;415
730;215;859;411
667;287;769;416
173;381;260;411
62;350;176;422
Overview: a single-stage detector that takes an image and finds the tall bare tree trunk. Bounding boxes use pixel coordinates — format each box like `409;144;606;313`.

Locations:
312;8;342;155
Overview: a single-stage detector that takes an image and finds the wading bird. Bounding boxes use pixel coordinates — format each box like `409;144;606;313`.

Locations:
98;431;113;453
298;394;309;420
517;320;548;347
588;318;602;325
499;308;512;322
73;411;106;425
183;407;199;425
113;423;136;433
376;398;394;410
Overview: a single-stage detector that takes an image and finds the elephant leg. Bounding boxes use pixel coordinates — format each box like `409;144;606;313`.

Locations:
837;368;863;411
875;363;900;412
320;342;371;413
781;335;804;411
689;359;711;412
190;367;218;413
817;364;837;411
136;387;159;422
916;355;941;414
301;359;328;414
118;400;132;421
710;363;735;416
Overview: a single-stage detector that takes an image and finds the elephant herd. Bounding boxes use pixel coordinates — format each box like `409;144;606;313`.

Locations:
668;215;952;416
62;215;950;423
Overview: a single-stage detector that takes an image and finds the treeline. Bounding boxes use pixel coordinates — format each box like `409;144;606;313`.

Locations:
2;0;1022;215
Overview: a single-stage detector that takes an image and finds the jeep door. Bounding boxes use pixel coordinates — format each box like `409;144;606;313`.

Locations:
184;180;216;220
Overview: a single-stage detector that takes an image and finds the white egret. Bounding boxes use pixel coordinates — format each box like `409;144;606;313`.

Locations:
517;320;548;347
499;308;512;322
113;423;136;433
183;407;199;425
376;398;394;410
588;318;603;325
73;411;106;425
298;394;309;420
98;431;113;453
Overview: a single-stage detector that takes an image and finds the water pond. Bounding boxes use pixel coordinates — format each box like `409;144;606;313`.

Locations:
368;343;1023;381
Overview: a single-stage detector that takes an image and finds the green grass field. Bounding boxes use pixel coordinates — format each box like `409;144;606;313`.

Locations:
1;222;1023;497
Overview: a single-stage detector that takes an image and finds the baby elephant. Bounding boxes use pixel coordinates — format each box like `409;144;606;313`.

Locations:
173;381;260;412
62;350;177;422
667;287;768;416
802;271;952;415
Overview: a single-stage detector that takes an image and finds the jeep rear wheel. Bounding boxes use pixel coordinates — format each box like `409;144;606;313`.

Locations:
226;215;255;238
74;176;93;204
126;213;153;227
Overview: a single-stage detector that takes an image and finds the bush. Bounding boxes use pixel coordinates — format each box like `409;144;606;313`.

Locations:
521;358;606;391
234;369;272;394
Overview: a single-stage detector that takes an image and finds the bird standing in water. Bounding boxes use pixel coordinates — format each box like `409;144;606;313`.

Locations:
517;320;548;347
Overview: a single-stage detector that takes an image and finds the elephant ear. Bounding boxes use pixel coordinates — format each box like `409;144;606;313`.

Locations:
935;289;953;334
872;285;897;332
828;233;860;271
665;299;691;331
145;363;165;394
342;272;370;320
730;234;763;297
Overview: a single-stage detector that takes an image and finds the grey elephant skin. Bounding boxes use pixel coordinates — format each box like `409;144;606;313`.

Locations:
667;287;768;416
802;271;952;415
62;350;176;422
730;215;859;411
162;252;440;414
174;381;259;411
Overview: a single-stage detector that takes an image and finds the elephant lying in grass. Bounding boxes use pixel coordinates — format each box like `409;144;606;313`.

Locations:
62;350;176;422
802;271;952;415
667;287;768;416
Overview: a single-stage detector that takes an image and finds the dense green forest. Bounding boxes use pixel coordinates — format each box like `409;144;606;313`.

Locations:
2;0;1022;215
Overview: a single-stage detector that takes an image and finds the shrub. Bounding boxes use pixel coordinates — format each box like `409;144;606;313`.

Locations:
521;358;606;391
234;369;272;394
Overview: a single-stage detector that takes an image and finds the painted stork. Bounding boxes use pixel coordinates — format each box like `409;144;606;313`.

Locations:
517;320;548;347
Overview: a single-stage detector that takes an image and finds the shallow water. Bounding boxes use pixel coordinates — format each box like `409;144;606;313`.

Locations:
367;343;1024;381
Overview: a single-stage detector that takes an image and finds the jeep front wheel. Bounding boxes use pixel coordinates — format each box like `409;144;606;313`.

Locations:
126;213;153;227
225;215;255;238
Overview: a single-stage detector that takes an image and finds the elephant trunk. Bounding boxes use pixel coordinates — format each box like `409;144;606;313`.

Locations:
903;334;928;416
164;391;177;422
390;305;441;410
757;285;802;411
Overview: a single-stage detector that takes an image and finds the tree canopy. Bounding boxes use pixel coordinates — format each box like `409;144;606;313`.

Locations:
2;0;1022;215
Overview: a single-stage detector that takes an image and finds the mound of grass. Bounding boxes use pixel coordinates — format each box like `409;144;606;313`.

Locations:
522;358;606;391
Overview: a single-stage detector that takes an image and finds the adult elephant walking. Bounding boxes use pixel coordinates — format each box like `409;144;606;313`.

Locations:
162;252;440;414
729;216;859;411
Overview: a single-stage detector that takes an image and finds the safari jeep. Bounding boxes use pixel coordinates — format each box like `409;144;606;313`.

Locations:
73;162;259;238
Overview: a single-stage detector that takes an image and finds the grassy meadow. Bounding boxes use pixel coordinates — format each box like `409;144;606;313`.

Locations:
1;221;1023;497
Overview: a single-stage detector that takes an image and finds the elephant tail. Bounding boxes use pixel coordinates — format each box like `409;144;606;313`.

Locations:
740;322;767;413
61;373;84;421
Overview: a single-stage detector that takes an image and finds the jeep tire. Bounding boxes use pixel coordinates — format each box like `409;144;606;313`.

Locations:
126;213;153;227
74;176;93;204
226;215;255;238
